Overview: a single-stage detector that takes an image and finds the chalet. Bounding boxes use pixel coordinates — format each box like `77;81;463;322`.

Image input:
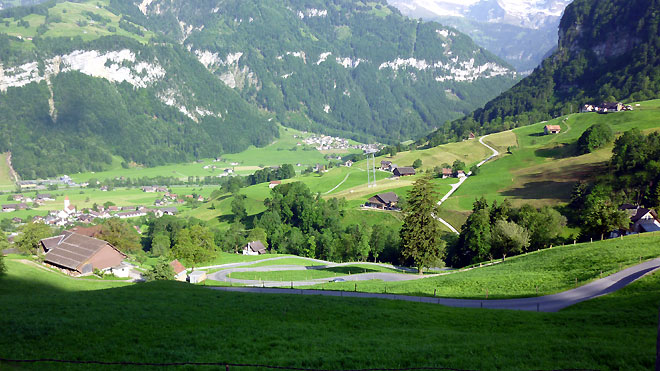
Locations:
243;240;267;255
39;232;126;276
468;132;476;140
441;168;453;179
544;125;561;135
598;102;623;113
393;167;416;177
11;217;23;224
580;104;595;113
100;186;109;192
12;194;24;201
269;181;281;189
457;170;467;178
365;192;399;210
77;215;95;224
108;262;134;278
142;186;156;193
107;206;120;212
169;259;187;281
197;196;205;202
380;160;392;171
344;160;353;167
630;208;660;233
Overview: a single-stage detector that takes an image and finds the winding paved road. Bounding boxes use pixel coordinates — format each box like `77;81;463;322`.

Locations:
435;134;501;233
209;258;660;312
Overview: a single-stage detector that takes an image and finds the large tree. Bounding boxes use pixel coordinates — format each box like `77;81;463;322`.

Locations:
14;222;52;254
491;220;530;261
100;218;141;253
400;176;446;274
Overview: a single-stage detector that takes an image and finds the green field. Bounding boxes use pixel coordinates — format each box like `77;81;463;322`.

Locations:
69;126;358;183
228;264;406;281
0;0;154;46
442;99;660;213
303;232;660;299
1;255;659;370
0;153;14;190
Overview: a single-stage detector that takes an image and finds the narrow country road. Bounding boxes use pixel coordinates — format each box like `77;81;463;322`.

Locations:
435;134;501;233
208;258;660;312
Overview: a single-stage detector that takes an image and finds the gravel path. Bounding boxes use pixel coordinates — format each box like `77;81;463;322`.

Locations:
208;258;660;312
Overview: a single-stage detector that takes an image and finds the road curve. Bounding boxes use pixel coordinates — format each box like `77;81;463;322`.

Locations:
208;258;660;312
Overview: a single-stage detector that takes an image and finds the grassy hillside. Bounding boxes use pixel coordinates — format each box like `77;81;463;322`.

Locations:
0;152;14;190
1;255;659;370
441;99;660;214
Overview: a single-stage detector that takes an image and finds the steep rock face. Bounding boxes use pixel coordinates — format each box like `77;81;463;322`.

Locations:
431;0;660;140
124;0;517;143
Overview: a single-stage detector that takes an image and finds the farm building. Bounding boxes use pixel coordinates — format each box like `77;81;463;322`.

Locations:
544;125;561;135
380;160;392;170
169;259;187;281
393;167;416;177
39;232;126;276
365;192;399;210
188;271;207;284
243;240;267;255
269;181;281;189
441;168;453;179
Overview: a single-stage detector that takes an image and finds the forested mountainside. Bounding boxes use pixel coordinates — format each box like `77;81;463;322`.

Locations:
431;0;660;142
0;0;518;178
117;0;517;142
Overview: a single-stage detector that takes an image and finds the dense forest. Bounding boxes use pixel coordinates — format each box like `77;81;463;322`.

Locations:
429;0;660;143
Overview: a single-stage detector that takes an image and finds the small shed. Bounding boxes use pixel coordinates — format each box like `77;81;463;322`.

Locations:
169;259;187;281
188;270;207;284
109;263;134;278
269;181;281;189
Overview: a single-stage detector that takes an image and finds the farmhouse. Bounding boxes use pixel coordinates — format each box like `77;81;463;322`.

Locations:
598;102;623;113
393;167;416;177
468;132;476;140
380;160;392;170
344;160;353;167
441;168;453;179
2;203;28;212
269;181;281;189
36;193;55;201
169;259;187;281
544;125;561;135
243;240;267;255
630;208;660;233
116;210;147;219
39;232;126;276
365;192;399;210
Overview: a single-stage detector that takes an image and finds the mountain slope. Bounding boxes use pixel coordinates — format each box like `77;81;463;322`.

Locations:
432;0;660;141
115;0;518;143
0;0;518;178
387;0;573;71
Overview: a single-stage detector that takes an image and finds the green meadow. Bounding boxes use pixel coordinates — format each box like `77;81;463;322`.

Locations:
0;0;154;45
228;264;406;281
1;254;659;370
302;232;660;299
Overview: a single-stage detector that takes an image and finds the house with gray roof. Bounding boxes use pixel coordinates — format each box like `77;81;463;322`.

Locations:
366;192;400;210
242;240;267;255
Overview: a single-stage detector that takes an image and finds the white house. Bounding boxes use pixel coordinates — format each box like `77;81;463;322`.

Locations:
242;240;267;255
188;270;207;284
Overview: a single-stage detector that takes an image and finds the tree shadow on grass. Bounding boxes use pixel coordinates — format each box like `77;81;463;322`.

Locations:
501;181;574;201
535;143;577;159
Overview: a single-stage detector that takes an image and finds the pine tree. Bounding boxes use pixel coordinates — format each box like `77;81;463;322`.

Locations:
400;176;445;274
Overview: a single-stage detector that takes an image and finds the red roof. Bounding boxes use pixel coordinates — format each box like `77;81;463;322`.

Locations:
270;181;281;185
169;259;186;274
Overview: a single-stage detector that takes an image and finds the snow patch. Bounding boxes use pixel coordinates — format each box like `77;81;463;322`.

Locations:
378;56;513;82
335;57;364;68
297;8;328;19
323;104;331;113
317;52;332;65
138;0;154;15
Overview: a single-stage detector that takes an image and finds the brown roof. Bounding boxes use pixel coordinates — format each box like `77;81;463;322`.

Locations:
545;125;561;131
394;167;416;176
270;181;282;185
375;192;398;204
67;225;103;238
247;240;267;254
169;259;186;274
442;168;452;175
42;232;125;272
40;235;65;252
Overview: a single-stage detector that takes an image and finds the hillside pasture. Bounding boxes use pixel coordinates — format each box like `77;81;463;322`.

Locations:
0;255;659;369
0;152;15;190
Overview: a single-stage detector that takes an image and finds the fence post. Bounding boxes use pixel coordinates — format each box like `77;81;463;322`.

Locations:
575;277;578;287
354;283;357;292
657;305;660;371
433;289;436;297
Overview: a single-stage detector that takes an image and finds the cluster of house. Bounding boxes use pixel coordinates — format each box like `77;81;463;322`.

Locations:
364;192;400;211
380;161;416;177
580;102;635;114
300;134;382;152
18;175;83;190
610;205;660;237
150;190;204;207
31;196;178;227
440;168;466;179
2;193;55;212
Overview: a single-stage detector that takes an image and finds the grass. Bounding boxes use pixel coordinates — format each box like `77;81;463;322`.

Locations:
302;232;660;299
194;252;294;267
0;0;154;45
0;153;14;189
1;255;659;369
443;100;660;212
228;264;406;281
